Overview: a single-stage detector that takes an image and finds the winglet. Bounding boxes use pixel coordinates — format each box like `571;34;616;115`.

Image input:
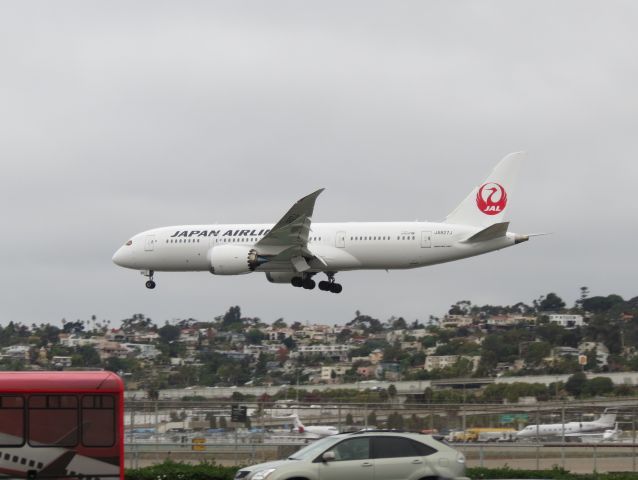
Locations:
269;189;324;232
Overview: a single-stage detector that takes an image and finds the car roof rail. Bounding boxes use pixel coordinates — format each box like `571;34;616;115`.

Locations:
350;429;409;435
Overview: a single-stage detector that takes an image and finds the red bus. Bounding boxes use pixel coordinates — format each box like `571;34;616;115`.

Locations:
0;371;124;480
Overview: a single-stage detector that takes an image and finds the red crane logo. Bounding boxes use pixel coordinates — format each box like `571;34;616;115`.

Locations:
476;182;507;215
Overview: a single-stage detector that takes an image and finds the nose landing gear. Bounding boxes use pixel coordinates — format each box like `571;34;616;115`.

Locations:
141;270;156;289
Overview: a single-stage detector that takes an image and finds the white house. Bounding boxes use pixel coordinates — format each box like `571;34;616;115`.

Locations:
548;314;584;329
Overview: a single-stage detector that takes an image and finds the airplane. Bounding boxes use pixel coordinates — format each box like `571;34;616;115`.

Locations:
113;152;536;292
575;423;622;443
282;414;339;438
515;410;617;441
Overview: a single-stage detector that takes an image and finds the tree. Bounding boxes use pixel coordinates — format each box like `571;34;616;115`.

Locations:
583;377;614;396
336;328;352;344
121;314;154;332
246;328;265;345
367;411;377;427
575;286;590;309
347;312;383;334
255;353;268;376
386;412;404;429
221;306;242;330
387;384;397;398
272;318;288;329
72;345;101;367
282;336;296;350
537;293;566;312
345;413;354;425
582;295;624;314
565;372;587;397
158;323;181;344
523;342;552;366
422;387;434;404
391;317;408;330
449;300;472;315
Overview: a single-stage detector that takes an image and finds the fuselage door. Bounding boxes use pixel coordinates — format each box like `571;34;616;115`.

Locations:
336;231;346;248
421;231;432;248
144;235;156;252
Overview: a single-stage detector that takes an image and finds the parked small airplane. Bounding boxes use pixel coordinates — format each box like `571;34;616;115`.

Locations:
288;414;339;438
516;410;617;441
576;423;622;443
113;152;537;292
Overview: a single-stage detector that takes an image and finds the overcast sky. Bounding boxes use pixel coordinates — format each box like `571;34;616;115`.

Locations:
1;1;637;328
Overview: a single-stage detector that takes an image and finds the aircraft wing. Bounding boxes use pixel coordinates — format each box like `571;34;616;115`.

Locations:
256;189;324;250
566;431;607;438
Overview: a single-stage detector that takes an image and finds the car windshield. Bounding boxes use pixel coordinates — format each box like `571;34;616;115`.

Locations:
288;436;342;460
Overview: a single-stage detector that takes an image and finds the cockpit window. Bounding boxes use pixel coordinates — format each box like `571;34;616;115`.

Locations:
125;240;133;246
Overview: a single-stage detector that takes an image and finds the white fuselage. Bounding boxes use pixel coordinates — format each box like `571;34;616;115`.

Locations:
516;418;615;440
113;221;517;274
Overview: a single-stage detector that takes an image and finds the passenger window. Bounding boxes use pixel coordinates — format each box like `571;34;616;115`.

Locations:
409;439;437;456
372;436;433;458
29;395;78;447
82;395;116;447
329;438;370;461
0;396;24;446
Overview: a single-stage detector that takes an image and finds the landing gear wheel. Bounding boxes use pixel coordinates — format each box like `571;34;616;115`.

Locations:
318;280;330;291
141;270;156;289
302;278;316;290
329;283;342;294
291;277;303;288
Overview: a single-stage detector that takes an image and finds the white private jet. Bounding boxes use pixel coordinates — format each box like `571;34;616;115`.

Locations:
276;414;339;438
516;410;617;441
113;152;535;292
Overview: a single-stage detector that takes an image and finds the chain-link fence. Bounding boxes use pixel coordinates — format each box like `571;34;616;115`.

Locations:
124;398;638;473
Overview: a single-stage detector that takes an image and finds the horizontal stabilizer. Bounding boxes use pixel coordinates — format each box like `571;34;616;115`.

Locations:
464;222;509;243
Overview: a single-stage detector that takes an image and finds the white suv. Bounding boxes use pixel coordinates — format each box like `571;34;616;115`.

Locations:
235;431;469;480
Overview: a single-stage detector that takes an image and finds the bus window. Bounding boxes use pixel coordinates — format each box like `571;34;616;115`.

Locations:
0;396;24;446
82;395;115;447
28;395;78;447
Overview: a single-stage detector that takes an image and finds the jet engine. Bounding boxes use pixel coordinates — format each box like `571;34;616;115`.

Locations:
209;245;268;275
265;272;298;284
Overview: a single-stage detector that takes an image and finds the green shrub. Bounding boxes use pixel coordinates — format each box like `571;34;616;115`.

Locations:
125;460;237;480
126;461;638;480
467;466;638;480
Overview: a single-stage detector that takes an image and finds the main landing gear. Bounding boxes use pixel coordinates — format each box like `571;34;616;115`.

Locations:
142;270;156;289
291;272;342;293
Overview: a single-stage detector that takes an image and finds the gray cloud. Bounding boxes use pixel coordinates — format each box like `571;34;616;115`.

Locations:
1;1;637;325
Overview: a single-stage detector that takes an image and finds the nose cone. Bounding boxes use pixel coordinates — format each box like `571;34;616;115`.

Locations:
112;247;126;266
112;245;135;268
